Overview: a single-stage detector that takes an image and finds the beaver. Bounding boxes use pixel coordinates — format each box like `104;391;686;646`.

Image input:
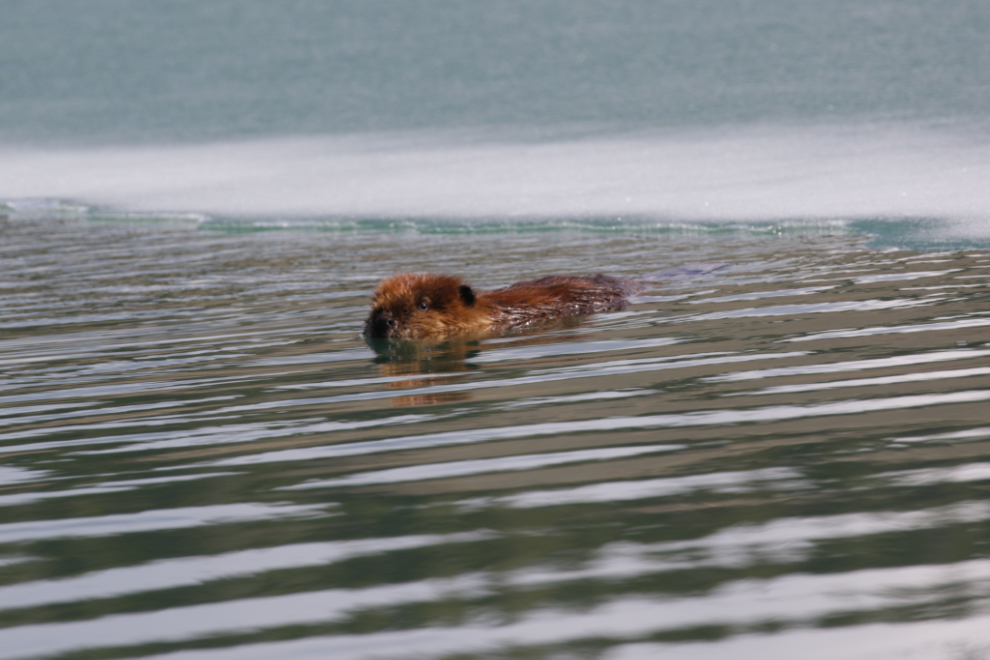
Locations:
363;272;650;340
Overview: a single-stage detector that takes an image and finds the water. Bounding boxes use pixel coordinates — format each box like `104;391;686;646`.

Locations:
2;221;990;659
4;0;990;142
3;1;990;659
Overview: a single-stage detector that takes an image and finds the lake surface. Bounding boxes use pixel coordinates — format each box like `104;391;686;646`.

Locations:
2;218;990;659
3;1;990;658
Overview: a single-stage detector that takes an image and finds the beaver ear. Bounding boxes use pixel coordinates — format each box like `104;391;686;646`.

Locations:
458;284;476;307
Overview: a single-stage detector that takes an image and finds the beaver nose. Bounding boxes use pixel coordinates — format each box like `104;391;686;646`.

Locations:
365;310;398;338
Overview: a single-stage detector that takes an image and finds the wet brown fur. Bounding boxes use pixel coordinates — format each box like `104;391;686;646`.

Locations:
365;272;646;339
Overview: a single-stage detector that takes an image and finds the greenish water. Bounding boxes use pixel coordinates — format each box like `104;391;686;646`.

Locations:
4;0;989;144
2;218;990;659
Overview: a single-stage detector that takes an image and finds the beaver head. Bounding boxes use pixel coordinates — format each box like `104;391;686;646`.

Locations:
364;273;483;339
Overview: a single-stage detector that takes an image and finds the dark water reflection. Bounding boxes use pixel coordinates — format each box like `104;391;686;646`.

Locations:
2;218;990;659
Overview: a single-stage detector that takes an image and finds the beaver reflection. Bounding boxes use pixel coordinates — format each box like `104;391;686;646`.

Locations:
365;322;585;407
365;334;479;407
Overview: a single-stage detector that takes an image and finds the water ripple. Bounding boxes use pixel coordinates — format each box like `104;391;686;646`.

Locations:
0;503;331;545
3;220;989;660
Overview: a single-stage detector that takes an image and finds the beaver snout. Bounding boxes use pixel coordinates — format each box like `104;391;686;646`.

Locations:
365;309;399;338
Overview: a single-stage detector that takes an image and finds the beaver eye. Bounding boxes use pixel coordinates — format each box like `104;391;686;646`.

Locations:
418;301;429;311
